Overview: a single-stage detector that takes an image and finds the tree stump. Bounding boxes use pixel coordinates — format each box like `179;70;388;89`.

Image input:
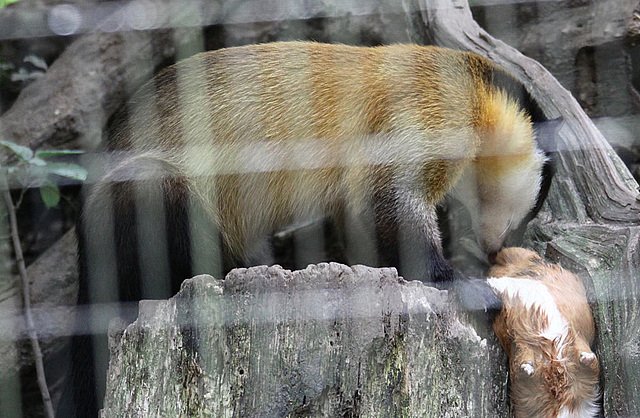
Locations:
102;265;509;417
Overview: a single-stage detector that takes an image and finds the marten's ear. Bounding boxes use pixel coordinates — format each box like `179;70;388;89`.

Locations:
580;352;597;368
520;361;535;377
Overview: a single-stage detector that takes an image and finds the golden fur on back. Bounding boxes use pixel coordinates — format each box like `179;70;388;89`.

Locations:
488;248;599;418
99;42;543;259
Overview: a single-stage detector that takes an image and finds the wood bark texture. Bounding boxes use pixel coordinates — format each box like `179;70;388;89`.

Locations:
102;265;509;417
0;27;202;153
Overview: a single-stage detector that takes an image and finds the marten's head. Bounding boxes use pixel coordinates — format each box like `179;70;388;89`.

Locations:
451;89;549;257
488;248;600;418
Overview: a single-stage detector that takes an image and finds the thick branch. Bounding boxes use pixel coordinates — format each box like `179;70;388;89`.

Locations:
0;28;198;154
416;0;640;224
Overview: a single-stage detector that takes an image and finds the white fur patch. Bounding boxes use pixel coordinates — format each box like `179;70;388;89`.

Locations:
580;351;597;366
487;276;569;350
450;147;546;253
520;362;534;376
557;399;600;418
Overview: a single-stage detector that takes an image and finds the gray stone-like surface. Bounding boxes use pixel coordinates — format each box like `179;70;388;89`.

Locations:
102;263;508;417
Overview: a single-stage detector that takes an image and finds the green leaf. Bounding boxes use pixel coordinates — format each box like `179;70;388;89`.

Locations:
45;163;87;181
29;157;47;167
1;140;33;161
0;0;21;8
35;149;85;159
25;164;48;188
40;182;60;208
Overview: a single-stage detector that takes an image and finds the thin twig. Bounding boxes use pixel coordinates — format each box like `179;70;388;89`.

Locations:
3;190;55;418
14;187;27;210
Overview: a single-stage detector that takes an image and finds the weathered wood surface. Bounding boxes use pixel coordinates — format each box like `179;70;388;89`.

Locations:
404;0;640;415
513;0;638;118
102;264;508;417
471;0;638;119
0;229;78;417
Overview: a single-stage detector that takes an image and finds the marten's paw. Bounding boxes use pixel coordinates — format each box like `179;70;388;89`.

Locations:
520;361;534;376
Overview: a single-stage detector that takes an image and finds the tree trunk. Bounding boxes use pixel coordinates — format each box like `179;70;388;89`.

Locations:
0;28;204;153
102;265;509;417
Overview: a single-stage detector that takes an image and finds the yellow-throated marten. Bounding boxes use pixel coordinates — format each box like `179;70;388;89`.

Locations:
488;248;599;418
83;41;554;288
63;42;556;417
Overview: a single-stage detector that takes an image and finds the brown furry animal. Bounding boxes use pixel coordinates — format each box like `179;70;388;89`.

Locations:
488;247;600;418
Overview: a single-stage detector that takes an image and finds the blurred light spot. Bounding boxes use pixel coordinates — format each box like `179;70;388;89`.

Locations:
126;0;158;30
48;4;82;36
96;3;125;33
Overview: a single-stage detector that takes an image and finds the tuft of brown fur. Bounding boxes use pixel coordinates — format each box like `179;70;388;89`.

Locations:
488;248;600;418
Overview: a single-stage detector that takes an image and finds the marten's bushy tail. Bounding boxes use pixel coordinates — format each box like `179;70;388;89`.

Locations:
58;152;217;417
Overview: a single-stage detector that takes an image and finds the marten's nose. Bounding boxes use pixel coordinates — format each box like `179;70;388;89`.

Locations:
488;251;498;265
